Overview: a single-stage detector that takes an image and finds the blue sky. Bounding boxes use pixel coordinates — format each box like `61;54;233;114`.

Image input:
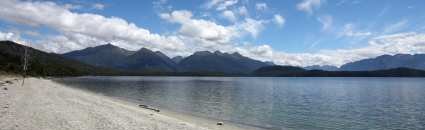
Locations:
1;0;425;66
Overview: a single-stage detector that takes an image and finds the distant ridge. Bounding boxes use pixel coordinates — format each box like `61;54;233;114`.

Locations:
304;65;339;71
178;51;268;74
63;44;134;69
3;40;425;77
253;65;425;77
0;41;117;76
64;44;270;74
64;44;177;73
340;54;425;71
124;48;177;73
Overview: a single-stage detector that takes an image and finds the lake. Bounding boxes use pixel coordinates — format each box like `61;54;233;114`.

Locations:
54;77;425;130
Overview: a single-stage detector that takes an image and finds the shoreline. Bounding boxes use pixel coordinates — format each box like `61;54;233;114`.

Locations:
0;76;261;130
115;97;267;130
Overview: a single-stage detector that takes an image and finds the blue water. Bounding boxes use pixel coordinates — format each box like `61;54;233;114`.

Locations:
54;77;425;130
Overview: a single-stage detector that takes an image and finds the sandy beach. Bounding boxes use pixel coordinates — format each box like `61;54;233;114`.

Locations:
0;76;254;130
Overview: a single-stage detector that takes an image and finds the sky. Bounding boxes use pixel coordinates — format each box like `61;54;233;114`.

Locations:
1;0;425;67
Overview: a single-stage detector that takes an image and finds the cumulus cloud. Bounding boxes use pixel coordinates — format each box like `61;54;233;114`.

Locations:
0;31;30;46
161;10;265;41
0;31;18;41
255;3;268;11
0;0;185;54
297;0;323;14
237;6;248;16
273;14;285;27
64;3;82;10
206;0;238;11
238;18;266;38
222;10;237;22
244;32;425;67
160;10;238;43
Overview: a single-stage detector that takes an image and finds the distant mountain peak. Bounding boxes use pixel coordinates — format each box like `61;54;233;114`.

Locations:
179;50;269;74
231;52;243;57
97;43;119;49
232;52;241;55
63;44;176;73
193;51;212;56
214;50;223;55
63;44;270;74
340;54;425;71
137;47;153;52
155;51;173;61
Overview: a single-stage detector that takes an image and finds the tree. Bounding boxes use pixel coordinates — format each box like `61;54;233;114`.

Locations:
21;46;29;86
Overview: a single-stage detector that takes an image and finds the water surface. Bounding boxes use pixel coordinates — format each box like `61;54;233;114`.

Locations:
54;77;425;130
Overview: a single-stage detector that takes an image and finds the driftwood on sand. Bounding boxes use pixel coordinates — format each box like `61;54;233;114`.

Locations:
138;104;160;112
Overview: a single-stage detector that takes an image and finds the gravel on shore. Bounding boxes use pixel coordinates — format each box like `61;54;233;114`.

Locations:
0;77;214;130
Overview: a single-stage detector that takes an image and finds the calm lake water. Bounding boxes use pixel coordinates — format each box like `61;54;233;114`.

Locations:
54;77;425;130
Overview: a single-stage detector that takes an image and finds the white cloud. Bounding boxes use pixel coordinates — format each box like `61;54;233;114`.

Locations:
161;10;265;41
238;6;249;16
6;28;41;37
0;31;30;46
206;0;238;11
217;0;238;11
0;31;18;41
206;0;223;8
317;15;333;31
0;0;185;54
238;18;265;38
273;14;285;27
92;3;105;10
0;0;267;58
245;32;425;67
255;3;268;11
160;10;193;23
297;0;323;14
64;3;82;10
161;10;238;43
340;24;372;37
222;10;237;22
248;45;274;58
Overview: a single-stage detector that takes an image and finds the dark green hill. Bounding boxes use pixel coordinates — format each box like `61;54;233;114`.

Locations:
0;41;117;76
253;65;425;77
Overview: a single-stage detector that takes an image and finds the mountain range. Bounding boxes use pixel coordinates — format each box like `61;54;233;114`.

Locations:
63;43;269;74
340;54;425;71
2;40;425;76
63;44;177;74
